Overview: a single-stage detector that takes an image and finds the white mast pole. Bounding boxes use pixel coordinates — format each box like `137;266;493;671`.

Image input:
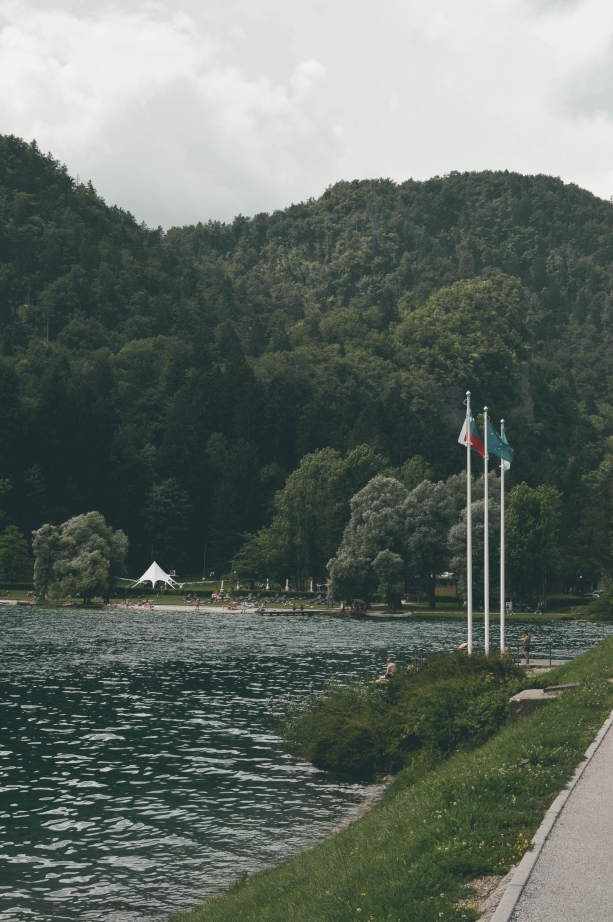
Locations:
466;391;473;654
500;419;506;653
484;406;489;655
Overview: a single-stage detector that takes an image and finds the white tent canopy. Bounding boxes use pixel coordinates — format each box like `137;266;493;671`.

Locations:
131;561;180;589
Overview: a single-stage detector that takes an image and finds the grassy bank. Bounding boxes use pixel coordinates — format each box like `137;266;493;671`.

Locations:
169;638;613;922
283;654;523;777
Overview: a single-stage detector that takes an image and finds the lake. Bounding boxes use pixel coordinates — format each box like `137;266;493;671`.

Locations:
1;608;611;922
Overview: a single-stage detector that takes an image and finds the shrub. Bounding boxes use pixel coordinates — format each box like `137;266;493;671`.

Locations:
282;653;523;779
587;590;613;620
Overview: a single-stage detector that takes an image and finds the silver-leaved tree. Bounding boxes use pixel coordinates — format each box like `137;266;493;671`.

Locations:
328;476;409;606
329;471;468;609
32;512;128;602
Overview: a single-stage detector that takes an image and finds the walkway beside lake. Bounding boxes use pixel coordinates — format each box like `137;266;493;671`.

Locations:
502;707;613;922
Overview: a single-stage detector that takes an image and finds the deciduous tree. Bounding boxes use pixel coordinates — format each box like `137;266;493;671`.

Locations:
0;526;31;582
405;473;466;608
32;511;128;602
373;549;404;611
506;482;561;604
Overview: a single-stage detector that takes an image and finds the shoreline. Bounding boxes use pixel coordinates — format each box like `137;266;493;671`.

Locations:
324;779;391;839
168;639;613;922
3;600;603;623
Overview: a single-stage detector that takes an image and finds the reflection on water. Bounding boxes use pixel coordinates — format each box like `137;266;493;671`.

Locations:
0;608;610;921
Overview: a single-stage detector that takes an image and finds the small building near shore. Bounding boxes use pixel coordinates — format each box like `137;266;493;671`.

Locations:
434;572;457;599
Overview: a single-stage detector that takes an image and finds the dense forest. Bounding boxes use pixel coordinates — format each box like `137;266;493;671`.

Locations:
1;133;612;591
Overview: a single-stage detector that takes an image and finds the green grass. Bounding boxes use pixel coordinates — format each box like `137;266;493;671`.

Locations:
168;638;613;922
283;655;524;778
0;589;34;601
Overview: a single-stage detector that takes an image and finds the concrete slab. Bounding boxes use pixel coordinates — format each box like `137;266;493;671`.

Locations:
508;688;564;721
518;660;569;668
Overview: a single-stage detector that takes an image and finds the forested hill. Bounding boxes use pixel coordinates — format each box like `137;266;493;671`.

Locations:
1;133;613;583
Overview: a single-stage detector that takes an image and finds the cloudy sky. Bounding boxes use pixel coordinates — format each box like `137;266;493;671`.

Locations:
1;0;612;228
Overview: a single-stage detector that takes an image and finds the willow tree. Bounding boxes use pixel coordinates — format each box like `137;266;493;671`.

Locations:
33;511;128;602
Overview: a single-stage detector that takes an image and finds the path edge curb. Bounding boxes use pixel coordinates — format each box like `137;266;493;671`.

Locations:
489;705;613;922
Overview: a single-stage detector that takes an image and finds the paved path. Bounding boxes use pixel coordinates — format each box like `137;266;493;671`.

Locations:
519;660;568;668
510;714;613;922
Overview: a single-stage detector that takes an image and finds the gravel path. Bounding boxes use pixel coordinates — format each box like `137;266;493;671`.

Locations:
510;715;613;922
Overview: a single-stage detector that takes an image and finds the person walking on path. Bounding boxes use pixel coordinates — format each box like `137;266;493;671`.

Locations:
522;630;531;665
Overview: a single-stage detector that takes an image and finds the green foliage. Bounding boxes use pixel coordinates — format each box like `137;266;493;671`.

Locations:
0;479;12;527
32;511;128;600
329;471;466;607
372;549;404;610
56;549;109;602
328;475;409;602
449;472;501;606
399;454;434;491
0;525;31;582
587;579;613;620
31;523;62;596
1;136;613;585
170;640;613;922
404;473;466;607
234;446;390;587
506;482;562;603
143;477;191;564
283;654;523;778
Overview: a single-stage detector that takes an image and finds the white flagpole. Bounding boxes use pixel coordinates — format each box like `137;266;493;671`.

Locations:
466;391;473;654
484;406;489;655
500;419;506;653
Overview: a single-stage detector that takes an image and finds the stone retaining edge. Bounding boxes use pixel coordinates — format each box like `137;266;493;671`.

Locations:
489;705;613;922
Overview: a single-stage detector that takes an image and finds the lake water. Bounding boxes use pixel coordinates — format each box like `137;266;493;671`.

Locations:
1;608;611;922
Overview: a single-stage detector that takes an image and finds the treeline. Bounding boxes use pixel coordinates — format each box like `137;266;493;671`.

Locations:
235;447;562;606
0;134;612;587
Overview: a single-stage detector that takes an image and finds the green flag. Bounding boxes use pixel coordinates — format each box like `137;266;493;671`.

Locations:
486;420;513;468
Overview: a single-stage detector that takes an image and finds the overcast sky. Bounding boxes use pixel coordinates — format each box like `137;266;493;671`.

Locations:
1;0;613;228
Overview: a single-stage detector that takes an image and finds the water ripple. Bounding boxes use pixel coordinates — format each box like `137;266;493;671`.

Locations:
0;608;610;921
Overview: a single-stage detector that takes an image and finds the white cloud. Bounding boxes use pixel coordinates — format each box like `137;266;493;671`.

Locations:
0;1;337;224
291;59;326;97
1;0;613;225
0;4;207;148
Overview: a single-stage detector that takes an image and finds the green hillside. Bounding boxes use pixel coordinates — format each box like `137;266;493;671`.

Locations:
0;134;612;585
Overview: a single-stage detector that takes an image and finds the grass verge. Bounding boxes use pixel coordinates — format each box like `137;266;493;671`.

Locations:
169;638;613;922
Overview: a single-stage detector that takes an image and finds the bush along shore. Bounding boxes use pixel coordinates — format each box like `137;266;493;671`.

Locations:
169;638;613;922
282;654;525;778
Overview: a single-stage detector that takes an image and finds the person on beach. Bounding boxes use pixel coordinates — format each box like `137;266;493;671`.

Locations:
523;631;531;665
457;641;468;654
